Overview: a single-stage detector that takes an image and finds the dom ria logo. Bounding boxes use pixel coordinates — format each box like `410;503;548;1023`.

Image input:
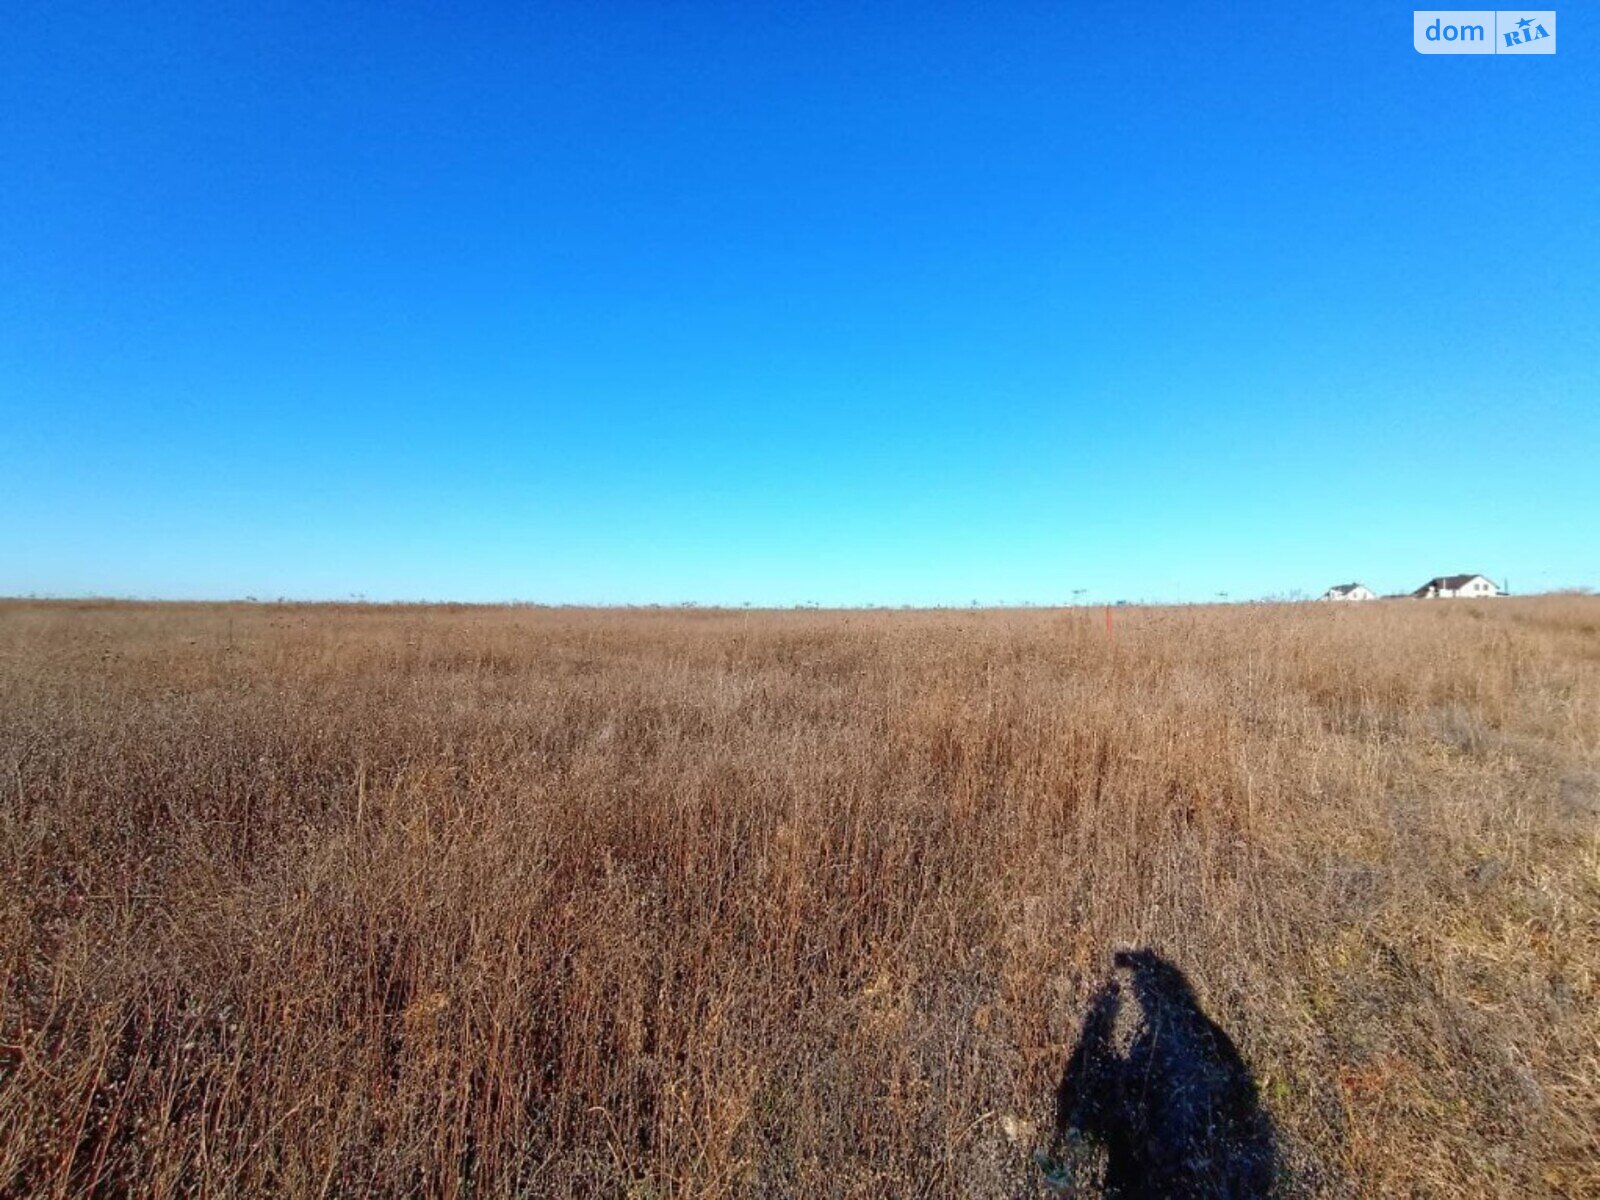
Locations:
1414;11;1556;54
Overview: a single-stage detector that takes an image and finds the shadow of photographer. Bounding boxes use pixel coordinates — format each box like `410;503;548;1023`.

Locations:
1038;950;1278;1198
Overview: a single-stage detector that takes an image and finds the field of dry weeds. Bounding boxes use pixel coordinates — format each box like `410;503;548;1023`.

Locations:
0;598;1596;1197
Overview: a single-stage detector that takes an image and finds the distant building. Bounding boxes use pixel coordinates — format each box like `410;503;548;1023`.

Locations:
1412;574;1501;599
1322;582;1377;602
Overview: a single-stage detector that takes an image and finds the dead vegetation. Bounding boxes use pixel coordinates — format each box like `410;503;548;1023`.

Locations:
0;597;1595;1197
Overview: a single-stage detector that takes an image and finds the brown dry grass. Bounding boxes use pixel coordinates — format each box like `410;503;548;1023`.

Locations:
0;597;1596;1198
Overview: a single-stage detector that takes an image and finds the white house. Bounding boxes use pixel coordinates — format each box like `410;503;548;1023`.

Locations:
1412;574;1501;599
1322;582;1377;602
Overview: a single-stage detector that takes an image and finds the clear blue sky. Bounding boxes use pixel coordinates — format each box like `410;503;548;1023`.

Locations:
3;3;1595;605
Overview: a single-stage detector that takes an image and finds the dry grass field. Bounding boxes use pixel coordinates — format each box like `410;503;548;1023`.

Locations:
1;597;1596;1198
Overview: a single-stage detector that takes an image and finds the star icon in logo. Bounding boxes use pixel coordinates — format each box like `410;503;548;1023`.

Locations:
1517;16;1533;28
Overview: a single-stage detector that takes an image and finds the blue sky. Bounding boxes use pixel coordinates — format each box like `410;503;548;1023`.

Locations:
3;3;1596;604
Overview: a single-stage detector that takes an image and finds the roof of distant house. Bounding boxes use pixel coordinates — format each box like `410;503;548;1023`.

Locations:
1420;574;1491;590
1327;582;1367;594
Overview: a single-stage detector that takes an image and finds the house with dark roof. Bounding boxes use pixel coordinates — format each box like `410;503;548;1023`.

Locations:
1412;574;1501;599
1321;582;1376;601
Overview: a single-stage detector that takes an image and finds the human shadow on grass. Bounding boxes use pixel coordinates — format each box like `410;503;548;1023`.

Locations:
1036;950;1278;1199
